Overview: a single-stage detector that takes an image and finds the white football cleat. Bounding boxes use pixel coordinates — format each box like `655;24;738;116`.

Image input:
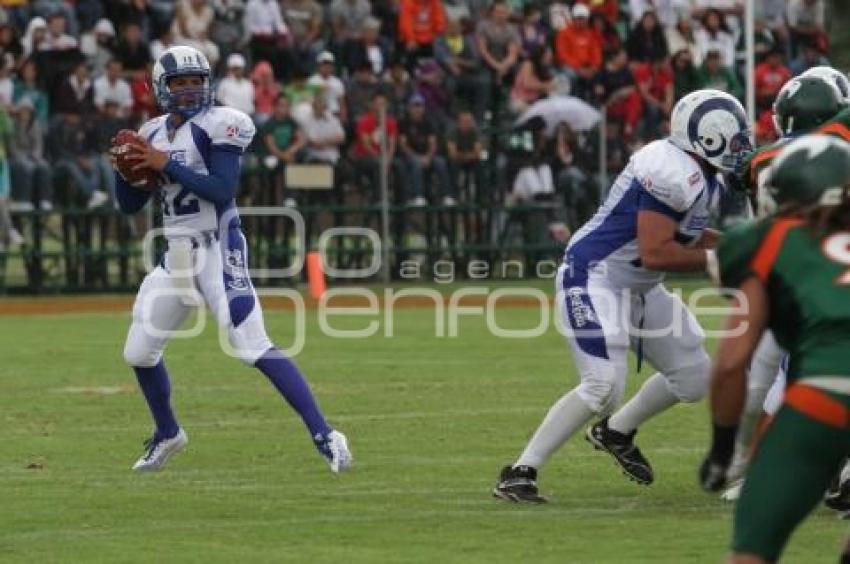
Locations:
317;430;352;474
132;428;188;472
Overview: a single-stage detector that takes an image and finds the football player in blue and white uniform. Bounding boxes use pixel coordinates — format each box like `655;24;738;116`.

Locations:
494;90;752;502
114;46;352;473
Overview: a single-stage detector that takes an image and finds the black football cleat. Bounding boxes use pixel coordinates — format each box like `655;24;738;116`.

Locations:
492;465;548;503
825;468;850;512
586;418;654;485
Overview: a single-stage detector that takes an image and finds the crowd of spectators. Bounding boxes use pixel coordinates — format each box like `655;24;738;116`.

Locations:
0;0;834;250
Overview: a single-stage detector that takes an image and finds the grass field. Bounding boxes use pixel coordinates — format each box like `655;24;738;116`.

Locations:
1;281;845;563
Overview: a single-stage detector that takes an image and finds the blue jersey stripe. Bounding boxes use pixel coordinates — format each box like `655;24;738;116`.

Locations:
190;122;212;171
568;178;642;266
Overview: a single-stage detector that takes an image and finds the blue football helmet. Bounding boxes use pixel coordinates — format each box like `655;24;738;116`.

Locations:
151;45;211;119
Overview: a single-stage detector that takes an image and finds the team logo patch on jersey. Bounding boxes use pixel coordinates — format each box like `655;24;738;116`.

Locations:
566;287;597;328
225;125;239;138
688;172;701;186
224;249;249;291
169;149;187;164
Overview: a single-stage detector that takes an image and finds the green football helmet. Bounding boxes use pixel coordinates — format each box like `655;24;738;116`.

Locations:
772;76;845;137
764;135;850;213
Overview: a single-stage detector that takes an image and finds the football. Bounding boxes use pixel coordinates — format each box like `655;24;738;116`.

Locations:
111;129;162;190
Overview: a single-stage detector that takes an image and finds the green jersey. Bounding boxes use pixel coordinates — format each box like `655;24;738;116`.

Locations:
718;217;850;381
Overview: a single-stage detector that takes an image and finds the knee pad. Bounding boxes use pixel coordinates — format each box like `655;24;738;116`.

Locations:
123;338;162;368
577;369;626;416
225;323;273;366
663;349;710;403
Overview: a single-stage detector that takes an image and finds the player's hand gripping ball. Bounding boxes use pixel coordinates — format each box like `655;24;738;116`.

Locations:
110;130;163;190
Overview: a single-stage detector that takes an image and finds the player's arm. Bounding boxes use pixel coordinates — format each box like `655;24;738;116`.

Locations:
163;147;241;203
129;143;242;204
115;174;153;214
699;276;768;491
636;210;710;271
694;227;721;249
711;276;768;425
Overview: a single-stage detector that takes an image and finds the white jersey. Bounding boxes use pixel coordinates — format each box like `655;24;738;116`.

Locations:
566;139;722;291
138;106;256;239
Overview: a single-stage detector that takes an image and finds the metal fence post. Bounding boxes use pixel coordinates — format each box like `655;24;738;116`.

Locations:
378;103;391;283
598;103;608;202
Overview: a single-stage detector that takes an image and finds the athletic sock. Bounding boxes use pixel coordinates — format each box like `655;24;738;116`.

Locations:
515;389;594;469
608;372;678;435
134;360;179;439
255;348;332;440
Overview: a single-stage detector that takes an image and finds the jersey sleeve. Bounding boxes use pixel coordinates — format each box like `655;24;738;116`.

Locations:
631;144;704;213
207;107;256;152
137;116;165;142
717;219;772;288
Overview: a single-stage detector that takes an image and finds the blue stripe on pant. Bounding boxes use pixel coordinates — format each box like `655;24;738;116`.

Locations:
221;227;255;327
561;264;609;360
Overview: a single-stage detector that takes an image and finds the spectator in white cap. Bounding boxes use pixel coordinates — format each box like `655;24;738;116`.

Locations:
308;51;347;122
81;18;118;76
216;53;256;116
554;2;602;99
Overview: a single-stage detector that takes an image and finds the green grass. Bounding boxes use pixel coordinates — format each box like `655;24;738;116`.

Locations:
0;281;845;563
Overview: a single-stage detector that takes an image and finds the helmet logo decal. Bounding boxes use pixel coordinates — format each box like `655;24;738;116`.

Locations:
784;79;803;100
686;97;747;159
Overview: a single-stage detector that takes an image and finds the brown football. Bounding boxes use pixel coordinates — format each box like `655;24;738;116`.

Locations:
111;129;162;190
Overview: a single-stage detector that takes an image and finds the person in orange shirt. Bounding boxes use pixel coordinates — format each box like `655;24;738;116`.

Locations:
398;0;446;68
555;3;602;99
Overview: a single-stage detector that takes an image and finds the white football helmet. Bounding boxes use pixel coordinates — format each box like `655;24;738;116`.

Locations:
670;89;753;172
151;45;211;118
800;65;850;105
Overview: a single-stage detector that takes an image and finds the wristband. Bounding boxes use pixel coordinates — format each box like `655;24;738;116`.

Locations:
709;421;738;466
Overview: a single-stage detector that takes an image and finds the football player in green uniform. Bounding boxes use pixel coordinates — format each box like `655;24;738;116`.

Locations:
720;75;847;502
700;135;850;563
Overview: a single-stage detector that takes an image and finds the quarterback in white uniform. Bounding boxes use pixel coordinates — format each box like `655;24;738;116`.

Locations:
495;90;753;502
114;46;351;473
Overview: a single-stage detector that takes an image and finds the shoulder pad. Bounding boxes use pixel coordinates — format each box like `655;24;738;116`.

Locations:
200;107;256;150
632;141;705;212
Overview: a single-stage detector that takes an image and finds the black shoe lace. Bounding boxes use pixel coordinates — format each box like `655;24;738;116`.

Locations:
142;436;159;460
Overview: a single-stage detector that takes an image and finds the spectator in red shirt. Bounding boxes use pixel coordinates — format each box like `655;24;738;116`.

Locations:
755;48;792;112
633;54;674;140
398;0;447;68
130;61;158;123
555;3;602;100
350;91;403;200
251;60;281;125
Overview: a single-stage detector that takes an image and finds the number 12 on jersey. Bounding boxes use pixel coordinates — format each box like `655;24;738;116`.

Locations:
162;186;200;217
